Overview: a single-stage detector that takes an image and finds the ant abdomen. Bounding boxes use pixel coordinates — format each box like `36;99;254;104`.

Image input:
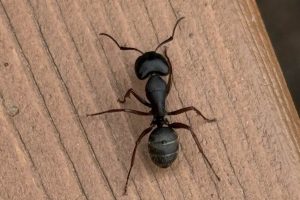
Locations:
148;127;179;168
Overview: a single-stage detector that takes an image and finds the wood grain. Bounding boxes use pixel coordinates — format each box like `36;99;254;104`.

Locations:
0;0;299;200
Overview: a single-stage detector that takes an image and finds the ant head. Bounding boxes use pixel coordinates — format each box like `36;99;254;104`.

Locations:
99;17;184;80
135;51;169;80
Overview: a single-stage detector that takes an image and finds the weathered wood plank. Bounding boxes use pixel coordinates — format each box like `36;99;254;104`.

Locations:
0;0;299;199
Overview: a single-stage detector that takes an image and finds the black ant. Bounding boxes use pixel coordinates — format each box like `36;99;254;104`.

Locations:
87;17;220;194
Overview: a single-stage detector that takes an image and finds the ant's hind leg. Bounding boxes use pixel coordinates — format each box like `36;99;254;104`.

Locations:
123;125;154;195
164;48;173;95
168;106;216;122
118;88;151;107
169;122;220;181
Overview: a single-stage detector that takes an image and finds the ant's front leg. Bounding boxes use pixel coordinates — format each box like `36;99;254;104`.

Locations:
118;88;151;108
164;48;173;96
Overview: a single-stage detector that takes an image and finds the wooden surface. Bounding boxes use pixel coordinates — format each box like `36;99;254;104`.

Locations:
0;0;299;200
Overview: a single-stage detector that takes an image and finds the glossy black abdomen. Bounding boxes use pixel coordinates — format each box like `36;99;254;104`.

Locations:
146;75;167;117
148;127;179;168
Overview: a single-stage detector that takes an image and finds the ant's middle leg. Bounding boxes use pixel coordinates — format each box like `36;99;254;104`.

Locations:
168;106;216;122
118;88;151;107
86;108;152;117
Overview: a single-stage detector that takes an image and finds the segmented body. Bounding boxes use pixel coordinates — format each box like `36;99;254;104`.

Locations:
148;127;178;168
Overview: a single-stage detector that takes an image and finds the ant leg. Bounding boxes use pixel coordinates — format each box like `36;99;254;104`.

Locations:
154;17;185;52
164;48;173;95
168;106;216;122
118;88;151;107
124;125;154;194
100;33;144;54
86;108;151;117
169;122;220;181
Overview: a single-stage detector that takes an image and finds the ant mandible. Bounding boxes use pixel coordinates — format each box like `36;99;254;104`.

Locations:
87;17;220;194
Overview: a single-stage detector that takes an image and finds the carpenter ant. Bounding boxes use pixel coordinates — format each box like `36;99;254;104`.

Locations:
87;17;220;194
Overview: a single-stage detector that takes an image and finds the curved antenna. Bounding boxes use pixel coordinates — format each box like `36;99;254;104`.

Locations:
154;17;185;52
99;33;144;55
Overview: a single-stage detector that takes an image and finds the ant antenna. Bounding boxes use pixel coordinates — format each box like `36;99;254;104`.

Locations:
154;17;185;52
99;33;144;55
